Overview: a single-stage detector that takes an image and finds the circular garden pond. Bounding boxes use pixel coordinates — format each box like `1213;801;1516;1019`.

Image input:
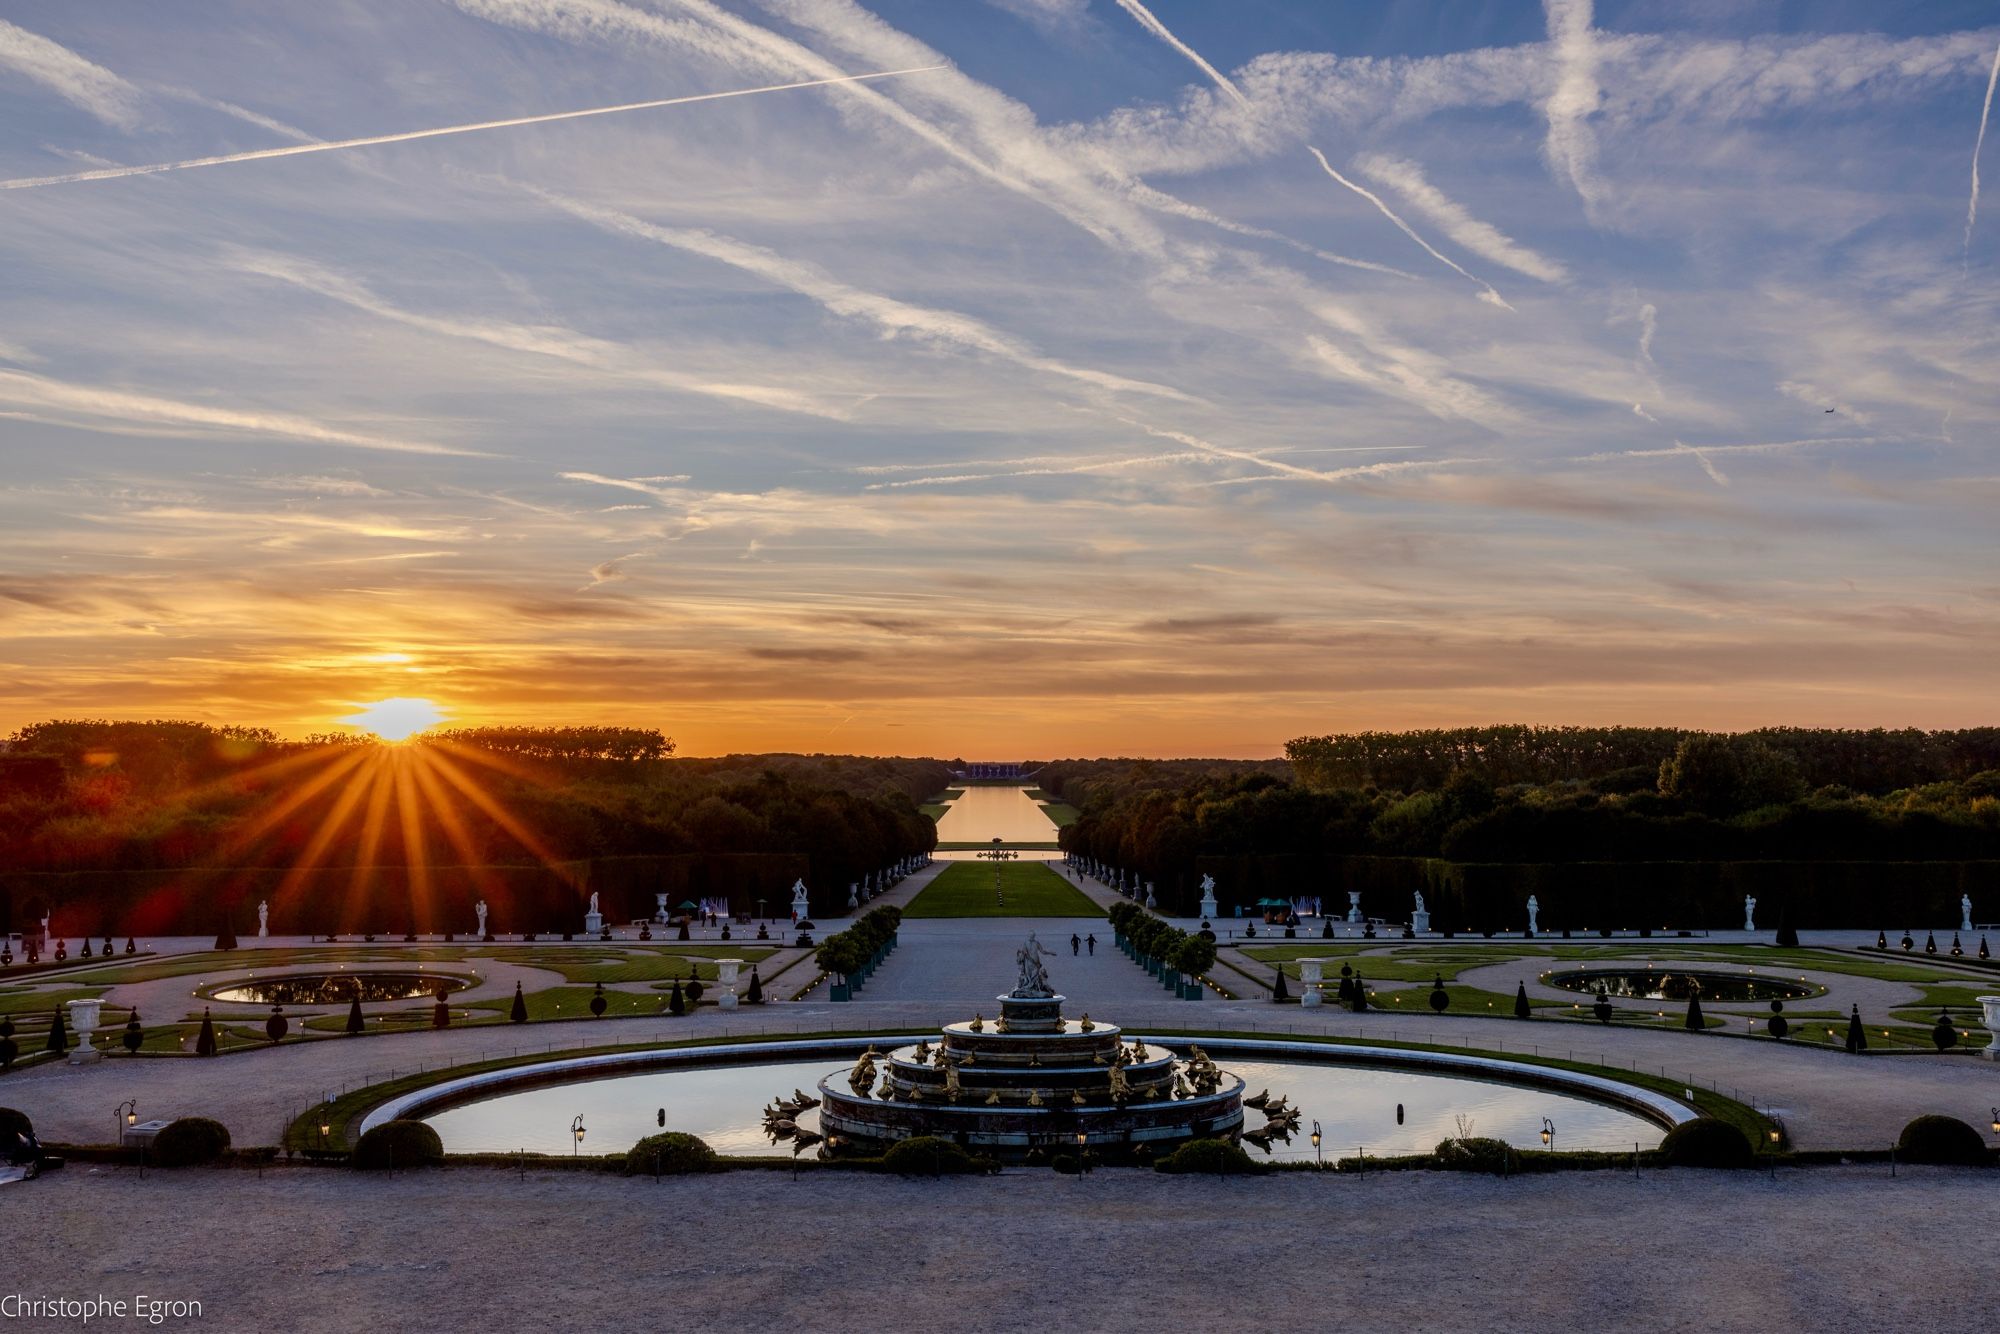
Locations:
1545;968;1815;1003
211;972;474;1005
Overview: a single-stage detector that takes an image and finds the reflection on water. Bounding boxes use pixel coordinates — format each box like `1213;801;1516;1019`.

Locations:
211;972;471;1005
1546;969;1814;1003
422;1053;1665;1160
934;785;1060;844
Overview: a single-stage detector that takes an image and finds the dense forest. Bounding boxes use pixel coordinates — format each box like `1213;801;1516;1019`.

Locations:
0;720;943;934
1049;728;2000;927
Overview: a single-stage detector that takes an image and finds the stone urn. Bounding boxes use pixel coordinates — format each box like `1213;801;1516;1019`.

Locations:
716;959;742;1010
1298;959;1326;1008
67;997;104;1064
1979;996;2000;1060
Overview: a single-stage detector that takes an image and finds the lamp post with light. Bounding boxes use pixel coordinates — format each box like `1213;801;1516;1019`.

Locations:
115;1099;137;1146
571;1114;586;1158
1540;1117;1555;1152
1310;1120;1323;1170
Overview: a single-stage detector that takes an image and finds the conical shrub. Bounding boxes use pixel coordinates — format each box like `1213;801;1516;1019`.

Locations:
509;982;528;1024
345;997;364;1036
45;1007;69;1054
195;1008;217;1056
1684;991;1705;1031
1513;982;1530;1019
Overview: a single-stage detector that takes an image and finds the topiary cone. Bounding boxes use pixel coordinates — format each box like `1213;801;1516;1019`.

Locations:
745;968;763;1004
345;997;364;1036
1684;990;1705;1032
432;989;450;1029
195;1008;217;1056
123;1008;144;1053
667;977;686;1016
1844;1004;1867;1054
1271;968;1288;1002
509;982;528;1024
46;1007;69;1054
1513;982;1531;1019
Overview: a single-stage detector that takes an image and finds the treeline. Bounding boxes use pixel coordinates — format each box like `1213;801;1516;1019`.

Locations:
1034;757;1290;813
1286;725;2000;794
0;720;939;932
1059;728;2000;919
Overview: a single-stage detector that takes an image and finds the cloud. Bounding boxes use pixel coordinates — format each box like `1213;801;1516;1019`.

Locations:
0;368;478;456
1355;153;1568;284
1111;0;1247;107
1307;147;1511;307
1542;0;1606;217
233;250;856;418
1968;39;2000;258
982;0;1090;34
1636;302;1658;365
522;184;1199;401
0;19;143;129
0;66;943;191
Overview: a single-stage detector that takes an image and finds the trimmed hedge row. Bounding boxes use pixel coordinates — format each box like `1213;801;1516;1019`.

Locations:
814;905;903;983
1106;901;1216;996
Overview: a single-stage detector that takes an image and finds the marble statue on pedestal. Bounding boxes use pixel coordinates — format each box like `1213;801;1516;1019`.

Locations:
1198;874;1218;922
1013;933;1053;997
1963;894;1975;932
1410;890;1430;935
1526;895;1540;935
1743;896;1757;932
583;891;604;935
791;879;810;920
1346;891;1362;924
257;900;269;938
475;899;489;938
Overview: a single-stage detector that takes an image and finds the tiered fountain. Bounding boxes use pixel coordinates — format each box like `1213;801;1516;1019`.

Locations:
815;932;1245;1155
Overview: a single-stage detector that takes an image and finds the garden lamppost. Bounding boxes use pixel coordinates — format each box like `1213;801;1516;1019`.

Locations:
1990;1108;1998;1136
1311;1120;1323;1170
1075;1129;1088;1181
571;1114;586;1158
1540;1117;1555;1151
115;1098;137;1144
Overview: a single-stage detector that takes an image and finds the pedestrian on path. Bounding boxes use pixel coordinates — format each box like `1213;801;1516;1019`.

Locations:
1071;933;1081;956
1086;934;1096;956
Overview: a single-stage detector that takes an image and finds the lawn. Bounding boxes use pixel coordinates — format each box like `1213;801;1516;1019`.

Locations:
903;861;1102;917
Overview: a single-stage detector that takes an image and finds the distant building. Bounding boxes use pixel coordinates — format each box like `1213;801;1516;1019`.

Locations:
959;762;1025;780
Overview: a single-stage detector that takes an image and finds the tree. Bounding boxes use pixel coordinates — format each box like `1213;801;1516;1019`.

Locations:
745;968;764;1003
1513;982;1531;1019
1843;1004;1866;1053
45;1007;68;1055
345;997;364;1036
589;982;608;1018
1428;974;1449;1013
1683;991;1705;1032
509;982;528;1024
1270;967;1289;1002
265;1006;288;1043
667;977;686;1016
1349;971;1368;1013
432;990;450;1029
214;916;238;951
122;1008;144;1053
195;1008;217;1056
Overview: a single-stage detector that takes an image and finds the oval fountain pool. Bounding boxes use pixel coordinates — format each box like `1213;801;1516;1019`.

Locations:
211;972;473;1005
414;1045;1676;1163
1545;968;1815;1003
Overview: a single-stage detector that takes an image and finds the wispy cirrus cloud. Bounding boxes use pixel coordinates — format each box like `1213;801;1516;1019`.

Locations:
0;19;143;129
1354;153;1568;283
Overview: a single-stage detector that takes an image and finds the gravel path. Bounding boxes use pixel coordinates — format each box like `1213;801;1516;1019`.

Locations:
8;1164;1992;1333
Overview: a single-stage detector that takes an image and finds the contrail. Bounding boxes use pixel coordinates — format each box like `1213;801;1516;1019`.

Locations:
1967;39;2000;258
0;67;945;192
1113;0;1248;107
1308;147;1510;308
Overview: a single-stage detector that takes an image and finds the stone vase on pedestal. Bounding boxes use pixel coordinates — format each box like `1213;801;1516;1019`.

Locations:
1298;959;1325;1008
716;959;742;1009
1979;996;2000;1060
67;997;104;1064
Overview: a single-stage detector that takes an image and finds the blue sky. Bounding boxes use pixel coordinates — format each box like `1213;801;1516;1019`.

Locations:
1;1;1996;757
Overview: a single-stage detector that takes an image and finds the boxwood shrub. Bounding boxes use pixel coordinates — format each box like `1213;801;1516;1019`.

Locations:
1656;1118;1753;1169
352;1119;445;1171
152;1116;232;1167
878;1135;991;1176
1433;1136;1521;1174
1896;1115;1989;1166
625;1131;721;1176
1153;1138;1260;1175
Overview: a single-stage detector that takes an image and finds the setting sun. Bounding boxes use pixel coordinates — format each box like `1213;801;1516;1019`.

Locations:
342;697;447;742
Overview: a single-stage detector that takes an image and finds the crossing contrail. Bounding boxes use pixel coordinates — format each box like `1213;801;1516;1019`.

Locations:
0;66;945;192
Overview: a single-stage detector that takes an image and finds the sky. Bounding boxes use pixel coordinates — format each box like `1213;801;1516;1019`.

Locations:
1;1;1997;760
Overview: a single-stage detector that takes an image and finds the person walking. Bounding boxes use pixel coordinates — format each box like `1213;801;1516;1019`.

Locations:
1070;933;1081;956
1085;933;1096;956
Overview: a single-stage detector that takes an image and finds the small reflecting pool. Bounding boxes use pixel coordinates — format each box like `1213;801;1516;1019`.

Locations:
1546;968;1815;1003
211;972;473;1005
421;1050;1668;1161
